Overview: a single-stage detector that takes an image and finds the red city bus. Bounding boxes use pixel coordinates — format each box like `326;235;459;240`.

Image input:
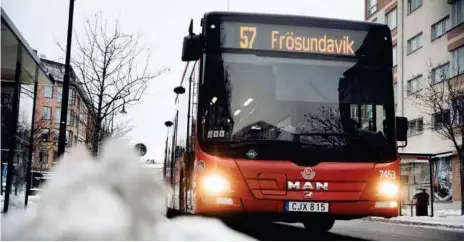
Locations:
163;11;409;232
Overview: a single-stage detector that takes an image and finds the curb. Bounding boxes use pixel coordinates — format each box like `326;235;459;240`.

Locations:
363;217;464;230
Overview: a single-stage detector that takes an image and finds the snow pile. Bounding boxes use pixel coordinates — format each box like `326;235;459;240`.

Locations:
434;209;461;217
388;214;464;228
401;208;461;217
1;139;254;241
367;210;464;230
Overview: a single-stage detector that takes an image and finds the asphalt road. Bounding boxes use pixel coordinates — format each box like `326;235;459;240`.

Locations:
227;219;464;241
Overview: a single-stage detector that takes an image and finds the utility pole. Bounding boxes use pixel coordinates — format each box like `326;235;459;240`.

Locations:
57;0;75;157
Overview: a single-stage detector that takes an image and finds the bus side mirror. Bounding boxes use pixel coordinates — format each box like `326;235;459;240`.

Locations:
181;34;204;62
396;116;408;143
182;20;203;62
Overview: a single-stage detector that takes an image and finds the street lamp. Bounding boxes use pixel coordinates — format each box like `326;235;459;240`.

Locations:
120;102;127;114
110;100;128;134
57;0;75;157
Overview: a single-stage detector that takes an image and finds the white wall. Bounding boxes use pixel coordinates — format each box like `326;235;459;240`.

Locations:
369;1;458;154
400;1;456;154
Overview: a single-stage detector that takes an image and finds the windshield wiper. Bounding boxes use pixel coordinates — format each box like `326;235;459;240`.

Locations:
214;139;316;149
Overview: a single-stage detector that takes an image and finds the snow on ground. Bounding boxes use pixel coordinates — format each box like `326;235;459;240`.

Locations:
390;212;463;227
1;191;41;215
1;193;26;212
367;209;464;230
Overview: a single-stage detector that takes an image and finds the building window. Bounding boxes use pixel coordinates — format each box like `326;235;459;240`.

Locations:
393;45;397;67
451;46;464;76
451;0;464;27
39;149;49;164
431;16;451;41
53;150;59;161
66;131;73;147
386;8;397;30
67;111;75;127
432;110;451;129
350;104;359;119
54;129;59;143
76;96;80;109
43;107;51;120
44;86;53;98
408;118;424;136
452;95;464;126
407;75;423;95
431;62;450;84
57;87;63;103
407;33;423;54
69;89;76;105
41;128;50;141
80;121;86;134
367;0;378;16
55;108;61;124
407;0;422;14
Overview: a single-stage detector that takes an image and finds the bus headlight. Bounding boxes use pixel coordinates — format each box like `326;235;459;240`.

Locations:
202;174;231;194
378;181;399;198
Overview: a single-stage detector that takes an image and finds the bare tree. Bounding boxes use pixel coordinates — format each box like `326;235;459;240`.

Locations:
62;12;169;155
302;106;346;147
29;107;54;188
411;63;464;215
100;117;134;140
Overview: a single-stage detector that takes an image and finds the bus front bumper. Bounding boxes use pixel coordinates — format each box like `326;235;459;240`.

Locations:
196;197;399;219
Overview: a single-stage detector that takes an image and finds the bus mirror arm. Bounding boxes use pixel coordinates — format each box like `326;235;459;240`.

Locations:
188;19;194;36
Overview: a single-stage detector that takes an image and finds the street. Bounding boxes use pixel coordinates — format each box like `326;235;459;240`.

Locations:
227;219;464;241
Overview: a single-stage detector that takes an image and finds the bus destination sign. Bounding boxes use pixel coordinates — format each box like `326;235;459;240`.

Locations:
220;22;367;56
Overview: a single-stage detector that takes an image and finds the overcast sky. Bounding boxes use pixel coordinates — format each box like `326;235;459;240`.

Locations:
3;0;364;161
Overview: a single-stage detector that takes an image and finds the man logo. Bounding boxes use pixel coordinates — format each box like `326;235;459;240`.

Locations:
301;167;316;180
287;181;328;191
304;191;313;199
246;150;258;159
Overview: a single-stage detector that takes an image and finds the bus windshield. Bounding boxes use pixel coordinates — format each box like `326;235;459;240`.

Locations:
198;52;396;160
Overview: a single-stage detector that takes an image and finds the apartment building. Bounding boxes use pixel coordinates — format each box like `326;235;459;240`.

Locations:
33;59;94;171
365;0;463;205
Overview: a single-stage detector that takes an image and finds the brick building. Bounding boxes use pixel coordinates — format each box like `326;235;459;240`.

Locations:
32;59;94;171
365;0;463;205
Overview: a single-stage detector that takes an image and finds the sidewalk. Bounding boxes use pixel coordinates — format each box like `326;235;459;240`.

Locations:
366;202;464;230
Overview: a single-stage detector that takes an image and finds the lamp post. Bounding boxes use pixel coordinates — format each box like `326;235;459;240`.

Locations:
110;99;127;135
57;0;75;157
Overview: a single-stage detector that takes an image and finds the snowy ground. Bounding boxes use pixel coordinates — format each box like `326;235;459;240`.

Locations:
366;207;464;230
1;192;40;215
1;194;26;211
